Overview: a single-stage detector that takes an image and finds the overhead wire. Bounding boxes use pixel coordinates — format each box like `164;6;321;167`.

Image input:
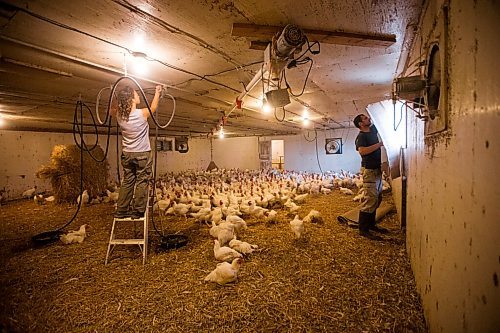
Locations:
32;76;175;245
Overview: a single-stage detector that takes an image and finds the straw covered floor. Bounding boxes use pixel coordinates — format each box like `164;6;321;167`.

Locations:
0;191;426;332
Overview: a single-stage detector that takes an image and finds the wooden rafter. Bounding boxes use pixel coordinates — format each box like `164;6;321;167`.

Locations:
232;23;396;49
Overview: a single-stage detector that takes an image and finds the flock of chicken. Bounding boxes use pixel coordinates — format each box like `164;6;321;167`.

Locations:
16;168;391;284
147;168;390;285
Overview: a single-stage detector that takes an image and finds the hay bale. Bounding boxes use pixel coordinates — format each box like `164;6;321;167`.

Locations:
36;144;109;203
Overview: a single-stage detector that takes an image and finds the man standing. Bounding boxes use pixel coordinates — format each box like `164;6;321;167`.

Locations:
353;114;388;239
112;85;162;219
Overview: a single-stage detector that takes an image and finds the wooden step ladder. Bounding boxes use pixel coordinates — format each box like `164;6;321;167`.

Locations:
105;193;150;265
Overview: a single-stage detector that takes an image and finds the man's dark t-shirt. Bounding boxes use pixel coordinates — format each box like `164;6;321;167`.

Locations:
355;125;381;170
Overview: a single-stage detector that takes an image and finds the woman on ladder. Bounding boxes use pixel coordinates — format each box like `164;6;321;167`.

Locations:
112;84;162;219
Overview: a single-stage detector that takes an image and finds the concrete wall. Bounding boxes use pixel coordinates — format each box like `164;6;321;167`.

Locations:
0;128;364;199
401;1;500;332
0;132;261;199
155;136;260;172
0;131;119;198
267;128;361;173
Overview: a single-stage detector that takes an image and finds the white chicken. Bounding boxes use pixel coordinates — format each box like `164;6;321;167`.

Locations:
60;224;89;244
204;258;244;285
339;187;354;195
320;187;332;195
44;195;55;203
170;202;192;219
33;194;44;205
265;209;278;224
213;239;243;262
225;215;247;236
303;209;323;224
106;189;119;203
353;188;366;202
77;190;90;205
211;207;223;224
293;193;308;203
217;221;236;245
229;237;258;255
190;207;212;223
22;186;37;198
154;198;171;216
284;199;300;214
289;215;304;239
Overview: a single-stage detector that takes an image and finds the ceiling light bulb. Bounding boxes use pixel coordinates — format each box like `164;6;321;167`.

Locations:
133;34;145;50
132;56;148;75
219;128;224;139
302;118;310;126
262;102;271;113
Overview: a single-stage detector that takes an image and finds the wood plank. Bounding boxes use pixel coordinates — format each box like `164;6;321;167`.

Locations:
249;41;269;50
232;23;396;48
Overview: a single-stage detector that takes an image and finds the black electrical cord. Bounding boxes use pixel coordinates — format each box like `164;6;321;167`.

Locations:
295;36;321;61
302;130;323;173
106;77;175;239
32;76;175;246
31;100;99;246
274;106;286;122
283;58;314;97
314;131;324;174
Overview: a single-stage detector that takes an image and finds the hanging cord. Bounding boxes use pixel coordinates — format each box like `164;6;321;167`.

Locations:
303;130;323;173
115;122;121;185
31;100;96;245
393;101;404;131
274;106;286;122
210;137;214;161
72;102;114;163
149;121;165;238
107;76;176;129
95;85;112;125
283;57;314;97
314;131;324;174
106;76;176;238
31;75;175;246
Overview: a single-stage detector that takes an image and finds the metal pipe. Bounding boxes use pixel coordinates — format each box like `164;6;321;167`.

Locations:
226;67;264;116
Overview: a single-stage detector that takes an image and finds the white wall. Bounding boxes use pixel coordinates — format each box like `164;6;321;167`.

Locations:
155;136;260;173
0;131;120;198
0;132;261;199
401;1;500;332
266;129;361;173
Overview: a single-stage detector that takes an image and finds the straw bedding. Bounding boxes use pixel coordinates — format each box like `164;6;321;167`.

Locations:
0;191;426;332
35;144;109;203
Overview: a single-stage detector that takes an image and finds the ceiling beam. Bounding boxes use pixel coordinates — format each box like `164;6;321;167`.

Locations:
232;23;396;48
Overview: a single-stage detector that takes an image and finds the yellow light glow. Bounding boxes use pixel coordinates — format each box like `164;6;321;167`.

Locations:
301;109;310;126
219;128;225;139
262;102;271;113
131;56;149;75
0;115;4;127
133;33;145;50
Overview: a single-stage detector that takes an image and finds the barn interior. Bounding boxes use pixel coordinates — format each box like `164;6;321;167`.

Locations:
0;0;499;332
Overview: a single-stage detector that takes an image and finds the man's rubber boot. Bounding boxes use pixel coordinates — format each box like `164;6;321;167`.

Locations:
369;211;389;234
359;211;382;240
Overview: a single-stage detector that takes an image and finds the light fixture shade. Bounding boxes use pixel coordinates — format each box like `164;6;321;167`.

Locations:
265;89;290;108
